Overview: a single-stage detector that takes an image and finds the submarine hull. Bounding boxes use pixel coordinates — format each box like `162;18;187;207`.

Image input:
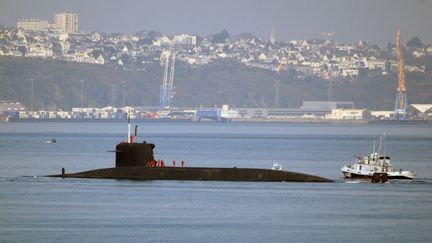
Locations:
53;166;332;182
49;142;333;182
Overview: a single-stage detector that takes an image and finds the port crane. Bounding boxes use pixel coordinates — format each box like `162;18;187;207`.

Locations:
394;28;408;120
160;50;176;109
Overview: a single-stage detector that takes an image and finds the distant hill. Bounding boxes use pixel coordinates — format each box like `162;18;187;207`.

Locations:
0;56;431;110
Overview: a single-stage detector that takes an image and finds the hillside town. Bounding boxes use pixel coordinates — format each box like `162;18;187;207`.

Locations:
1;12;432;123
1;13;431;80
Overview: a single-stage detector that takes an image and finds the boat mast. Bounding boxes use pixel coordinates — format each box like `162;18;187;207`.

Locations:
377;136;382;156
127;111;131;143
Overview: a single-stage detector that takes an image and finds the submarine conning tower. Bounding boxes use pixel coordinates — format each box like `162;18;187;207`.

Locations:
115;142;155;167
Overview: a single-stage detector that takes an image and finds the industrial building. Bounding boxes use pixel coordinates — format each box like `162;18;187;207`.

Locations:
0;101;27;121
325;108;371;120
235;101;355;119
408;104;432;120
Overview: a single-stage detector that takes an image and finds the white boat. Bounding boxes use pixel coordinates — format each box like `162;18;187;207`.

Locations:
341;135;416;180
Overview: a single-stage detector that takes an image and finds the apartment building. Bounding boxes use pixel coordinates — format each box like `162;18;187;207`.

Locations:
17;19;49;31
55;12;78;33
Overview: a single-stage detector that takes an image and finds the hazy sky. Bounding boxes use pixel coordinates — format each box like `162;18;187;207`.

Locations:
1;0;432;46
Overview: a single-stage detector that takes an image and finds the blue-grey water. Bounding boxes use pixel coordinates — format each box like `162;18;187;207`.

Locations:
0;122;431;242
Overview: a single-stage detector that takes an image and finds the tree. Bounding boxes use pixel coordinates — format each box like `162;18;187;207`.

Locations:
232;32;256;40
407;36;423;50
223;44;230;52
51;42;62;56
386;42;394;50
17;46;27;56
139;38;153;45
91;49;103;59
134;30;147;38
370;44;380;51
145;30;162;40
212;29;230;43
120;53;129;65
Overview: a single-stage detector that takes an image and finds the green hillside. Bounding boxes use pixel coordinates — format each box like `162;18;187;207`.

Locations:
0;56;431;110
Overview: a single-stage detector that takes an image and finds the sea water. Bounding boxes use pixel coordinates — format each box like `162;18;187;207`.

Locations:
0;122;431;242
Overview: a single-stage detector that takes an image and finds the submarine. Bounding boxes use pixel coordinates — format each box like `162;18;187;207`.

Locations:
51;119;332;183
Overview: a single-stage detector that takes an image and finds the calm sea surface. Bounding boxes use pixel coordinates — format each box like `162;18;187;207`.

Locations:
0;122;431;242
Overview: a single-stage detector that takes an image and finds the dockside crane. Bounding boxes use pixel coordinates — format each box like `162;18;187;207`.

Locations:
393;28;408;120
159;50;176;109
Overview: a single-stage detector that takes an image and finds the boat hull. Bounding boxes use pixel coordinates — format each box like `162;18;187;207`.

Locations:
342;171;415;180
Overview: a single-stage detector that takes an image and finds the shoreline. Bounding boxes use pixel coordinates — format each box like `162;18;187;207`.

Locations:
3;117;431;125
